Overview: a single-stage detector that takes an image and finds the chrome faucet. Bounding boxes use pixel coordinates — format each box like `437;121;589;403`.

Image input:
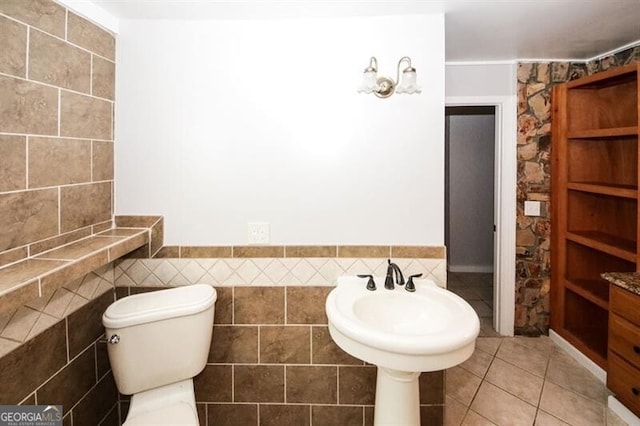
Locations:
384;259;405;290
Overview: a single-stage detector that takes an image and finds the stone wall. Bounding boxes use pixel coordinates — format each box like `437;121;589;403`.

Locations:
515;46;640;335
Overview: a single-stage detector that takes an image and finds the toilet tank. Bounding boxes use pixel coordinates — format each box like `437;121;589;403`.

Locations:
102;284;216;395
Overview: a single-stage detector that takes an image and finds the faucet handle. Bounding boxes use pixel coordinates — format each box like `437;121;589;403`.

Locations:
405;273;423;292
357;274;377;291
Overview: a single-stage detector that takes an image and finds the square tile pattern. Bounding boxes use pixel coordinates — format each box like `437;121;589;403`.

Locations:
447;272;628;426
119;284;446;426
0;265;633;425
118;279;630;426
446;335;627;426
448;272;496;338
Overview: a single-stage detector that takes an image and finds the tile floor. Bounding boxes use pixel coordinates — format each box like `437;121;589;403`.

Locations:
445;272;629;426
448;273;496;338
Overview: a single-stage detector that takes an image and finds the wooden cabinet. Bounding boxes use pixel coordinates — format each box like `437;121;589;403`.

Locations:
609;285;640;416
551;63;640;369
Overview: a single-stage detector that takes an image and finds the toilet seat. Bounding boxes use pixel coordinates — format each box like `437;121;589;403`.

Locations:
122;379;199;426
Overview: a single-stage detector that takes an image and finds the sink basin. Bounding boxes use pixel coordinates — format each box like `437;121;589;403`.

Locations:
325;277;480;426
326;275;480;425
326;276;480;372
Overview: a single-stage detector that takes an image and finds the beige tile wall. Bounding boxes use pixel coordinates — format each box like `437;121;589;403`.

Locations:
117;285;446;426
0;279;119;425
0;263;114;355
114;215;165;258
0;11;121;421
0;0;115;264
0;2;448;423
115;250;448;424
114;247;448;423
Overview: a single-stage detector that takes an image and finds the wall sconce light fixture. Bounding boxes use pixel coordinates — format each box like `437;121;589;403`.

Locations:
357;56;421;98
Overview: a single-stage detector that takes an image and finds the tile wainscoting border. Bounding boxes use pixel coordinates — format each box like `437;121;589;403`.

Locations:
115;257;447;288
121;244;447;287
153;245;445;259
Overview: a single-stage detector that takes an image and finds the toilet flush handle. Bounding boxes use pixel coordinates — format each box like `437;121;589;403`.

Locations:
108;334;120;344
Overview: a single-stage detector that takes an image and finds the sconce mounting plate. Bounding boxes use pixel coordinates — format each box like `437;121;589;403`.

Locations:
375;77;395;99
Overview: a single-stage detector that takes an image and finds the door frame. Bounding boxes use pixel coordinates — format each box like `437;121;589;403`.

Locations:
445;95;517;336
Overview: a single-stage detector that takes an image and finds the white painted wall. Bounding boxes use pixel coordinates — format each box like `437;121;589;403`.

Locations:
446;113;495;272
115;15;445;246
445;63;516;97
444;64;518;334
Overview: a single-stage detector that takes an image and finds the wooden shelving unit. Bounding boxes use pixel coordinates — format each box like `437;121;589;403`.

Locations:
551;63;639;369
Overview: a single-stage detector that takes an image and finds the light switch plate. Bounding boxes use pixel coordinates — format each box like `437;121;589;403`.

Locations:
524;201;541;216
248;223;270;245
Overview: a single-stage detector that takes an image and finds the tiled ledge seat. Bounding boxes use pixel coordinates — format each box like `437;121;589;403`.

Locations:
0;228;149;318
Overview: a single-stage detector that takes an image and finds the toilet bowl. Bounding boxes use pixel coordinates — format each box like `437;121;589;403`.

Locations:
102;284;216;426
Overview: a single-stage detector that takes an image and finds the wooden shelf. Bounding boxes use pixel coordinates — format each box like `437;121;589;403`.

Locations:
566;64;638;132
566;64;638;89
561;328;608;369
568;126;638;139
567;137;638;197
566;231;636;262
564;288;609;366
567;182;637;199
565;278;609;309
552;62;639;374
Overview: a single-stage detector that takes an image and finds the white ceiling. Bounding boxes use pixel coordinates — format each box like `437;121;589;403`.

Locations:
85;0;640;62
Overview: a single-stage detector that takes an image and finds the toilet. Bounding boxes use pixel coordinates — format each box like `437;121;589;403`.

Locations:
102;284;217;425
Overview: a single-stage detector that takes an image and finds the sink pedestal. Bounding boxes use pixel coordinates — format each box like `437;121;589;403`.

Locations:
374;368;420;426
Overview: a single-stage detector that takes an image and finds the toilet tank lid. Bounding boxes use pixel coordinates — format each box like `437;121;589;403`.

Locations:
102;284;217;329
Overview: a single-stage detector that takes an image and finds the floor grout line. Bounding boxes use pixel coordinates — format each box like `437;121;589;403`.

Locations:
446;272;614;426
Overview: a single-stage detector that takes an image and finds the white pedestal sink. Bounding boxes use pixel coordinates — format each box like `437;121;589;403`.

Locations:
326;276;480;426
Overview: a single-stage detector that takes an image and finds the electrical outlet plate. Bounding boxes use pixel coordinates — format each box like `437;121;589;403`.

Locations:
248;222;270;245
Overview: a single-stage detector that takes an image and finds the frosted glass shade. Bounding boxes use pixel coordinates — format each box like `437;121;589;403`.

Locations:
396;69;421;94
358;70;379;94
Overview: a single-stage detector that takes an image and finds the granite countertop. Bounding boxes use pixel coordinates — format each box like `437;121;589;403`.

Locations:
602;272;640;296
